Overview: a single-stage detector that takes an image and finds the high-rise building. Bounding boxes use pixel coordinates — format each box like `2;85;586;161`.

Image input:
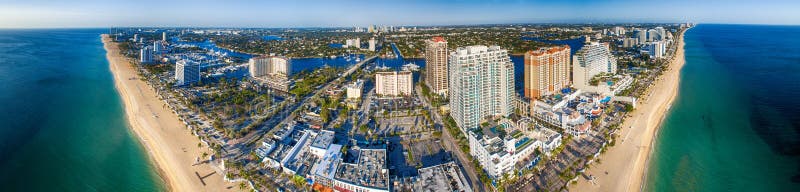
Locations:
646;41;667;58
635;29;647;44
449;45;515;131
162;31;167;42
375;71;413;97
613;26;626;35
249;56;291;92
572;42;617;90
345;38;361;49
647;29;660;42
368;38;376;51
175;60;200;86
249;56;290;77
132;34;138;42
424;37;448;96
523;45;571;99
140;46;153;64
655;27;666;40
153;41;163;55
623;38;639;48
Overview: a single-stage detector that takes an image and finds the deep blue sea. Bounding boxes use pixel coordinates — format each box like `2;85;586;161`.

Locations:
646;24;800;191
0;29;164;191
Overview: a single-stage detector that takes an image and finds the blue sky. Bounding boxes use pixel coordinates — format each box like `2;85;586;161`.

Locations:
1;0;799;28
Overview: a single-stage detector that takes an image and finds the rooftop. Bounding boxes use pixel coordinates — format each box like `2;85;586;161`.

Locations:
527;45;570;56
311;130;335;150
334;149;389;190
412;162;473;192
266;129;308;163
282;140;317;176
311;144;343;180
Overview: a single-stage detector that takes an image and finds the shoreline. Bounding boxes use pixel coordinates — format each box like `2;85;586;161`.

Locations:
571;27;689;192
102;34;239;192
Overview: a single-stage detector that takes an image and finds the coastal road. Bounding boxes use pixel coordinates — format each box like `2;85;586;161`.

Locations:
242;55;378;145
414;84;486;192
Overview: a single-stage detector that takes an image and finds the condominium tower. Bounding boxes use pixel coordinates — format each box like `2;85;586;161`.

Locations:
375;71;413;97
449;45;515;131
175;60;200;86
140;46;153;64
368;38;376;51
572;42;617;90
424;37;448;96
523;45;571;99
249;56;291;92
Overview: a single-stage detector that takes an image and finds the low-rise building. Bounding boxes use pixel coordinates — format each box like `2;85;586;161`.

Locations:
310;130;335;157
412;162;473;192
346;80;364;100
262;127;311;170
281;134;317;176
311;144;343;189
333;148;389;192
530;91;603;137
467;119;538;179
528;127;562;156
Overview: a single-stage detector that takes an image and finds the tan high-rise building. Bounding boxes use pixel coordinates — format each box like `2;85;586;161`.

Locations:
524;45;571;99
424;37;448;96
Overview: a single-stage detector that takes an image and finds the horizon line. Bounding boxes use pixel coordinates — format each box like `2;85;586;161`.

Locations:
3;22;800;30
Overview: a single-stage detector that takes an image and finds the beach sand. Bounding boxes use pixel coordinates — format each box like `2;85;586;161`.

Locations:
102;35;241;192
571;29;688;192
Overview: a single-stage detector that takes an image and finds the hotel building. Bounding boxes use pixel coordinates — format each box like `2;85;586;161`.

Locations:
424;37;449;96
375;71;413;97
467;119;540;179
449;45;515;132
572;42;617;91
523;45;571;99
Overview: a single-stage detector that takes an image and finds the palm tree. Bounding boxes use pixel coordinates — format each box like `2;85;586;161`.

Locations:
239;182;247;190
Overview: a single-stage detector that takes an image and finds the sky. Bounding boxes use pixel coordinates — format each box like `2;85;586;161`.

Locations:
1;0;799;28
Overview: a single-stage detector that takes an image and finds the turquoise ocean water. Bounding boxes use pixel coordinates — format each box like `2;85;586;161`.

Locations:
0;29;165;191
646;24;800;191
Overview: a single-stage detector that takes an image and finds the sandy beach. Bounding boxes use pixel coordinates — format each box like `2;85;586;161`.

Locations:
102;35;240;192
572;28;688;192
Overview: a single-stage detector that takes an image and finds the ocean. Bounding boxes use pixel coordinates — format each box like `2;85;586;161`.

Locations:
0;29;165;191
646;24;800;191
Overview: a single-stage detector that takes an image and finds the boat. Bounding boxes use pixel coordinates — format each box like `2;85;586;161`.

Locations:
402;62;420;71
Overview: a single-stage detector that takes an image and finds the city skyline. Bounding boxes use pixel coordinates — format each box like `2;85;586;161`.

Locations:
2;0;800;28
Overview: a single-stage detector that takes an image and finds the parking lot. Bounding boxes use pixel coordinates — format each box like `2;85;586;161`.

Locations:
376;114;429;135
